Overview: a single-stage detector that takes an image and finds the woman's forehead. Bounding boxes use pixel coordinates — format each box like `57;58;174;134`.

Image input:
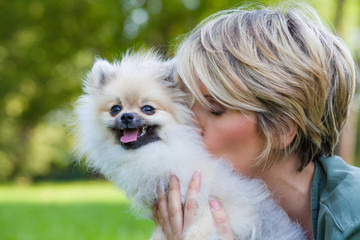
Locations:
197;81;209;94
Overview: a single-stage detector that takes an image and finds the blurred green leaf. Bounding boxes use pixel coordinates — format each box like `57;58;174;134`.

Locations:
0;0;358;181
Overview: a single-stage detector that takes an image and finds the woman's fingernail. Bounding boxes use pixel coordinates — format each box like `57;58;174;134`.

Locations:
169;170;176;178
210;199;220;210
193;170;200;179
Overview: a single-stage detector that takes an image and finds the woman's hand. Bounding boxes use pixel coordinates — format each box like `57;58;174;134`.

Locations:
152;171;234;240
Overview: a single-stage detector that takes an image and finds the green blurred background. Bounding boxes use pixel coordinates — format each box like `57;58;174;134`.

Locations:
0;0;359;183
0;0;359;239
0;0;360;181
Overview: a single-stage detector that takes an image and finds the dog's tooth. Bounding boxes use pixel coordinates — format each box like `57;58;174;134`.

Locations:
140;126;146;137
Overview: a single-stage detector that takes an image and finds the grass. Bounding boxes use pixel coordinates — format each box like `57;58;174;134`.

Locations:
0;181;155;240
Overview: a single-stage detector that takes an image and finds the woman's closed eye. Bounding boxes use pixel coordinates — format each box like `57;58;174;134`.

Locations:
205;96;226;116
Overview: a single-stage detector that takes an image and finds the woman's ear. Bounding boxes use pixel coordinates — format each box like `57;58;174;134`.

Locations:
279;123;298;150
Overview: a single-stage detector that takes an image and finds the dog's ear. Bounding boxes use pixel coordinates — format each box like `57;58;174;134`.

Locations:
161;58;176;86
86;59;114;89
162;57;189;92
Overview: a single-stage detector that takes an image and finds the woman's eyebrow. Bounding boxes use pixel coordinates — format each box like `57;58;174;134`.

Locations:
204;95;221;104
204;95;215;100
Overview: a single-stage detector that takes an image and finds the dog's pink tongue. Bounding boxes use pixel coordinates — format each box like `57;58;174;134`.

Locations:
120;129;139;143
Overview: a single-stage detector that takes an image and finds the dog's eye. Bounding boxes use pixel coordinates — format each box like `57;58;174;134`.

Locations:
142;105;155;115
110;105;121;115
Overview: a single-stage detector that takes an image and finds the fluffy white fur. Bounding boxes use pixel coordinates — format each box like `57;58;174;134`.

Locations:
73;50;306;240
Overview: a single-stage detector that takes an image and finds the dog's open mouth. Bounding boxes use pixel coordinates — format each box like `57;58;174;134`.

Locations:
113;125;160;149
118;126;154;143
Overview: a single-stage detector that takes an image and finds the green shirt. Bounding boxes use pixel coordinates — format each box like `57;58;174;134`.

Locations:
311;155;360;239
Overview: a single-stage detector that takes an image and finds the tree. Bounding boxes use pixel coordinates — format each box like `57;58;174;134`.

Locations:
0;0;358;181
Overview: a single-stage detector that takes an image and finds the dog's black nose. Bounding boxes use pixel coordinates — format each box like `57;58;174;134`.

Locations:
121;113;134;124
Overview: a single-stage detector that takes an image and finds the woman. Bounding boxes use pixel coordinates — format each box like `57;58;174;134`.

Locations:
153;2;360;239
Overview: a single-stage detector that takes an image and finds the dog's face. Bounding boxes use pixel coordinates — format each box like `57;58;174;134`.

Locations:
83;52;190;150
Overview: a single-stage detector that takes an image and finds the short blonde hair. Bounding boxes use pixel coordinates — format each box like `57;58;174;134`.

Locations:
176;2;356;170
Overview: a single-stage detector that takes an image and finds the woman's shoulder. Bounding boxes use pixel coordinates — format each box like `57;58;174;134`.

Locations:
319;155;360;190
312;155;360;239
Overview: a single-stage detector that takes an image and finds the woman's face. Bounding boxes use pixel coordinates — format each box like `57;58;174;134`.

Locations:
191;85;266;176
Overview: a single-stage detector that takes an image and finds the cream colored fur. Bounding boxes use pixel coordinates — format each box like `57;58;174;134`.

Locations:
73;50;306;239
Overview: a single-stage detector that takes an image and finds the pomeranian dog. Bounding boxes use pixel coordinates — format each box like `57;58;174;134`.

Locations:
73;50;306;240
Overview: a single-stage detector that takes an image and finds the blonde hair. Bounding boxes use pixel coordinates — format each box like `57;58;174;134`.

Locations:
176;2;356;170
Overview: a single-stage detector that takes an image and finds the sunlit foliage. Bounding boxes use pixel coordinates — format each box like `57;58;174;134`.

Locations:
0;0;359;181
